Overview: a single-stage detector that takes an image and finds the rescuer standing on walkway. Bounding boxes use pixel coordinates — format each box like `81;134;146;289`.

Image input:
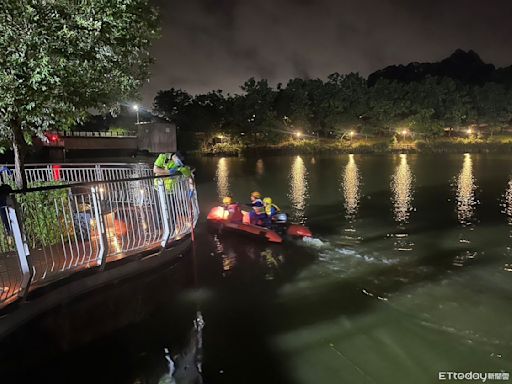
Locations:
153;152;191;190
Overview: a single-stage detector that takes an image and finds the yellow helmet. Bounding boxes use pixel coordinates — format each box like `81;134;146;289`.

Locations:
251;191;261;199
263;197;272;205
222;196;233;205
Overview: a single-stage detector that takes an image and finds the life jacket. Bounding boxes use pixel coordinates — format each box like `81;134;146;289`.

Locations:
265;203;280;216
251;199;265;215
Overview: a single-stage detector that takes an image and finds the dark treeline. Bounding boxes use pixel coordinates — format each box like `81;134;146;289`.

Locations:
153;50;512;146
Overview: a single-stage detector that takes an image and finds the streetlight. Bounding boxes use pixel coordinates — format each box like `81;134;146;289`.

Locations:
295;131;302;139
401;129;408;140
467;128;472;135
132;104;140;124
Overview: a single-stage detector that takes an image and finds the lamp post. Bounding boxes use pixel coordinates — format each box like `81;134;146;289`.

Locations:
132;104;140;125
401;129;408;141
349;130;354;144
295;131;302;139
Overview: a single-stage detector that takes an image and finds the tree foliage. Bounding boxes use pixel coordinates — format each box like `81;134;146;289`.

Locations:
154;72;512;146
0;0;159;187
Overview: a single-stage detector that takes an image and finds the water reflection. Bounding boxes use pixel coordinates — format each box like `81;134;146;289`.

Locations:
341;154;361;220
213;234;238;277
456;154;477;225
288;156;309;224
503;179;512;223
158;312;205;384
256;159;264;176
501;179;512;270
215;157;230;199
261;248;284;280
391;154;414;224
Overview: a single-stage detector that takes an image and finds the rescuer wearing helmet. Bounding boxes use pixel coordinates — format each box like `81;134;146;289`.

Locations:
263;196;280;227
249;191;266;226
222;196;243;223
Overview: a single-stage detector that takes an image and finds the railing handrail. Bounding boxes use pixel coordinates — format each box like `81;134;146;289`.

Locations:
10;173;183;194
1;162;151;168
0;163;155;188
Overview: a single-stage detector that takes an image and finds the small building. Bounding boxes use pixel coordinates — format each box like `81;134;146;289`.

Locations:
137;119;177;153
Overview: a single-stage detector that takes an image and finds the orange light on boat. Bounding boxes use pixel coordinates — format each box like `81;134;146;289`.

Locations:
207;206;229;221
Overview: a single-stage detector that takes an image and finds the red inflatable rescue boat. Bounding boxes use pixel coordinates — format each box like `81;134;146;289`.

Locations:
206;206;312;243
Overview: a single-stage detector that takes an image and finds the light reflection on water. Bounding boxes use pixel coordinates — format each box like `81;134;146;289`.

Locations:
456;153;477;225
502;178;512;271
503;179;512;223
215;157;230;199
288;156;309;224
453;154;479;267
256;158;264;176
341;154;360;220
391;154;414;224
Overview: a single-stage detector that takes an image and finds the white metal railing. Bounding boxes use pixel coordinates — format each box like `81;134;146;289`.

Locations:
0;174;199;309
0;163;153;186
58;131;137;138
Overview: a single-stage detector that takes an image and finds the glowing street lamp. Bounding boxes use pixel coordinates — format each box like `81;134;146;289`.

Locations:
401;129;408;140
295;131;302;138
132;104;140;124
467;128;473;135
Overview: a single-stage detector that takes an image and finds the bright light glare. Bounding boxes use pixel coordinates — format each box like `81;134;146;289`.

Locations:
132;104;139;111
295;131;302;138
467;128;472;134
402;129;408;135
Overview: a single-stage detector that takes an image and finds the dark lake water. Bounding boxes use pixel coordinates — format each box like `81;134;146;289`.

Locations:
2;153;512;383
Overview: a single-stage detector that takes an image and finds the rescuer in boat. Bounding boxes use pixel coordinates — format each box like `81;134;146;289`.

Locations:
153;152;191;190
222;196;243;223
263;197;280;227
249;191;267;226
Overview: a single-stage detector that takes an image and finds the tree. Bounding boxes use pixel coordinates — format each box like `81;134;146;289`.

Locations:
153;88;193;128
239;78;278;142
0;1;159;188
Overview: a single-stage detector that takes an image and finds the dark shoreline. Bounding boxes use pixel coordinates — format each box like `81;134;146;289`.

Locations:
195;138;512;157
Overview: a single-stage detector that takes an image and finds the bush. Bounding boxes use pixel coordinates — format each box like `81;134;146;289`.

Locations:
18;185;71;248
0;182;72;250
203;142;243;156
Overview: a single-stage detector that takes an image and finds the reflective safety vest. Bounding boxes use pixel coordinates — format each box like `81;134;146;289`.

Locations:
265;203;280;216
154;154;192;191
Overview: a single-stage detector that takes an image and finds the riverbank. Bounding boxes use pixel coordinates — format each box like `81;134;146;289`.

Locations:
198;136;512;156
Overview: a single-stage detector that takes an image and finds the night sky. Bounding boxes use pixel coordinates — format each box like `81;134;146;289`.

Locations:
142;0;512;106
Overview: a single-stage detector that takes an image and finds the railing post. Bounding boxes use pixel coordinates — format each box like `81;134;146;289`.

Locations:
95;164;103;182
46;165;53;182
91;187;108;269
188;176;199;226
6;195;32;299
157;179;171;248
